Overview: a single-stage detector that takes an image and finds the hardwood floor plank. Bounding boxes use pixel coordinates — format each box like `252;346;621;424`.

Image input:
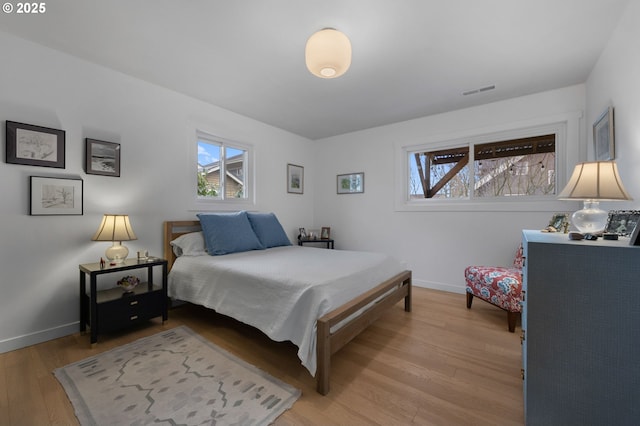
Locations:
0;287;524;425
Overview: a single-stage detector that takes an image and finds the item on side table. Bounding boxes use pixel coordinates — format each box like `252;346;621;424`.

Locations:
117;275;140;293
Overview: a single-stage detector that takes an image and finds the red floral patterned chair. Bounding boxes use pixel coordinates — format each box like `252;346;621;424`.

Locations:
464;245;523;332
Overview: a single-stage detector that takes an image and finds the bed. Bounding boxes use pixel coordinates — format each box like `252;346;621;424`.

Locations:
164;217;412;395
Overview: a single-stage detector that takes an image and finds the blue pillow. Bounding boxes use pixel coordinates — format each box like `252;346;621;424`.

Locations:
197;211;264;255
247;212;292;248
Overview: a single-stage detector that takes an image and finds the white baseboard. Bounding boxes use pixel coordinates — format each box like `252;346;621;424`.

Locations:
0;322;78;354
412;278;466;294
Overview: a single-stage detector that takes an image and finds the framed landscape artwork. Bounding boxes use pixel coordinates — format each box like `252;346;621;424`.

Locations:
85;138;121;177
337;172;364;194
6;121;65;168
287;164;303;194
30;176;83;215
593;106;614;161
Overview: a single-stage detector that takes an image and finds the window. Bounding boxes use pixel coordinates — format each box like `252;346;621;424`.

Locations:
197;131;250;201
409;134;556;200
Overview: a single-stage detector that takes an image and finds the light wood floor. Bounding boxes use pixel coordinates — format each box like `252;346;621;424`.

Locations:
0;287;524;425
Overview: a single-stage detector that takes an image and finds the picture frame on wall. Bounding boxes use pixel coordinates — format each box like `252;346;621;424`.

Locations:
30;176;83;215
85;138;121;177
593;106;614;161
6;121;65;168
287;163;304;194
337;172;364;194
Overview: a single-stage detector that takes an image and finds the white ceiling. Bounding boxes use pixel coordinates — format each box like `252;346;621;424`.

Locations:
0;0;630;140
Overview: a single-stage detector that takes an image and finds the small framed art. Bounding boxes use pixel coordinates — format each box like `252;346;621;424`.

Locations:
605;210;640;237
337;172;364;194
287;164;304;194
30;176;83;215
593;106;614;161
548;213;569;233
321;227;331;239
6;121;65;168
85;138;121;177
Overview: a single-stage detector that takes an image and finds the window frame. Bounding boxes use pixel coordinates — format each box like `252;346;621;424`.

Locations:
395;113;582;212
190;127;255;211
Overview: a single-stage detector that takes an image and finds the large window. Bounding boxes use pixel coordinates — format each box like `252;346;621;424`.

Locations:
409;134;556;200
197;131;250;201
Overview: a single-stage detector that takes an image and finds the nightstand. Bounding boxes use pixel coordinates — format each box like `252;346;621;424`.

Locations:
79;257;168;344
298;238;334;249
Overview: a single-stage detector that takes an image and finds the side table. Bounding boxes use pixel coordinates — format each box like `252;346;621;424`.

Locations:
79;257;168;344
298;238;334;249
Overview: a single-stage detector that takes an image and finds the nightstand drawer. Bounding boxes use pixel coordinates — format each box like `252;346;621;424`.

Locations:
96;290;163;332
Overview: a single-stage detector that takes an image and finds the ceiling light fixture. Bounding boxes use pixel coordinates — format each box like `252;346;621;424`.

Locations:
305;28;351;79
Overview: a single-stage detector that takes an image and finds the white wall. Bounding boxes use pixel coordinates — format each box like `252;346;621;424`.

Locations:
313;86;587;292
0;31;316;352
586;0;640;210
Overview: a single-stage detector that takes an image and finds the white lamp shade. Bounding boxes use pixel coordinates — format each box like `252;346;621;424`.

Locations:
557;161;632;201
92;214;137;242
305;28;352;79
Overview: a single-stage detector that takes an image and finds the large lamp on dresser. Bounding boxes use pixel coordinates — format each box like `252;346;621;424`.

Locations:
92;214;137;264
557;161;632;234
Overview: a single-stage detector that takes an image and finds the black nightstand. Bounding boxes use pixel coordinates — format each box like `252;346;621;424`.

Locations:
298;238;334;249
79;257;168;344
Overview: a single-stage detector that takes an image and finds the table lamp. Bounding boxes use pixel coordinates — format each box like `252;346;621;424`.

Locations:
557;161;632;234
92;214;137;264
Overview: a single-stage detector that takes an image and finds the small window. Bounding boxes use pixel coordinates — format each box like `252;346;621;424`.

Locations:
197;131;250;200
410;134;556;200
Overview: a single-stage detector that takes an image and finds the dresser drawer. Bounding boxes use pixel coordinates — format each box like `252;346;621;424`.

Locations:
96;290;163;332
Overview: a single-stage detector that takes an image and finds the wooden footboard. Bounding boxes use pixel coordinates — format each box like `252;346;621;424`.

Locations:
164;220;412;395
316;269;412;395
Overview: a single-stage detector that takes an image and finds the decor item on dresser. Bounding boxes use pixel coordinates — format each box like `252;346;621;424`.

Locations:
54;326;300;425
164;217;411;395
321;226;331;239
287;163;304;194
464;245;524;332
593;106;614;161
85;138;121;177
92;214;137;264
542;213;569;233
29;176;83;215
557;161;632;235
604;210;640;237
6;121;65;168
116;275;140;293
337;172;364;194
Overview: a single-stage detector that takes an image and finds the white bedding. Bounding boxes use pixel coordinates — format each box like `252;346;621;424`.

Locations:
168;245;405;376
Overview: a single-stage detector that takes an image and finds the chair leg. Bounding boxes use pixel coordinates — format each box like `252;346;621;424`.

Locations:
466;292;473;309
507;311;518;333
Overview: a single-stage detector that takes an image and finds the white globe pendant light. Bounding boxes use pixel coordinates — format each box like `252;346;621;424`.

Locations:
305;28;352;79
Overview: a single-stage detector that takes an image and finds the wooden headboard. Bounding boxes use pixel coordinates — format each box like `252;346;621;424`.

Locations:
163;220;202;271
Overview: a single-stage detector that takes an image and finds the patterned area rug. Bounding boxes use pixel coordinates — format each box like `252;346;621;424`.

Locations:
54;326;300;425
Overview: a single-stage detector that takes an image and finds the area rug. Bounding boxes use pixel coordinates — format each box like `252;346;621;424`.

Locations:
54;326;300;425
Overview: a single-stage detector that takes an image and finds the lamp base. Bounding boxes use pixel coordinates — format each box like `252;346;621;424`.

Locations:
105;241;129;264
571;200;608;234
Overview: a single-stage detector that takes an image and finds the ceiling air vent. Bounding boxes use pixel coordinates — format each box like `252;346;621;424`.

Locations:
462;85;496;96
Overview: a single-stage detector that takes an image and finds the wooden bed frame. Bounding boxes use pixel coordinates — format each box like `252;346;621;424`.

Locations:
163;220;412;395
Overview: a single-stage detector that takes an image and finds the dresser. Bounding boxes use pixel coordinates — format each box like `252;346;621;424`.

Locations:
521;230;640;425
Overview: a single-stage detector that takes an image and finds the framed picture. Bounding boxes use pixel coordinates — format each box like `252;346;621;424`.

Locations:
547;213;569;233
287;164;304;194
629;222;640;246
30;176;83;215
298;227;307;238
85;138;120;177
337;172;364;194
321;227;331;239
6;121;65;168
593;106;614;161
605;210;640;236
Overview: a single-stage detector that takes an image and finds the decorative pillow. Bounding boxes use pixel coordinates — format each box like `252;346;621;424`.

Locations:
197;211;264;255
170;231;207;257
246;212;292;248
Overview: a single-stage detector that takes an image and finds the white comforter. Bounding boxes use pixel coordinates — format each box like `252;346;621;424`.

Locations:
168;245;405;376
